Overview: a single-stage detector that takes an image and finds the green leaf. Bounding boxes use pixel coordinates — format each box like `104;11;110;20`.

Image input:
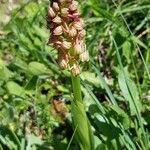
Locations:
118;69;142;115
33;25;48;39
131;36;148;50
14;57;28;71
109;105;130;129
94;113;121;139
57;85;69;93
122;40;132;63
81;71;101;87
0;59;13;81
25;75;38;91
6;81;25;97
71;101;95;150
26;134;43;150
0;126;21;149
28;61;52;75
92;63;117;105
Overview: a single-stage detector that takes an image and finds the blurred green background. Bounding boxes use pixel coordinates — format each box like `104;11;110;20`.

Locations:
0;0;150;149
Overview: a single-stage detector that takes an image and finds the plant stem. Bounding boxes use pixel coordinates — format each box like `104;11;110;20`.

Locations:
143;48;150;85
71;75;82;104
0;144;3;150
71;74;94;150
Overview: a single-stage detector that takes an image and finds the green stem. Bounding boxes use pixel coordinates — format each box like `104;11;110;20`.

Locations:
0;144;3;150
71;75;82;104
71;74;94;150
143;48;150;85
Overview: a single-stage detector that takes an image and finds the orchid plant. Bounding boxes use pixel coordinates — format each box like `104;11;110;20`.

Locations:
47;0;94;149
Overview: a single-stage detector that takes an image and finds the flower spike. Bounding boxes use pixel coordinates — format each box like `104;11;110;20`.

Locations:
47;0;89;76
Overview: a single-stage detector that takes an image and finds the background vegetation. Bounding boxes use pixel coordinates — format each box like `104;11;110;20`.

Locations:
0;0;150;149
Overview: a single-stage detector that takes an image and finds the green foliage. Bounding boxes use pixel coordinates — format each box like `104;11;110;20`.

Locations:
0;0;150;149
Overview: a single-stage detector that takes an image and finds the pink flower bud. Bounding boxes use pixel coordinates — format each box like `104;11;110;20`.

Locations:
69;1;78;11
61;8;69;16
68;12;80;19
80;51;89;62
62;41;71;49
71;64;80;76
48;6;56;18
74;43;83;54
53;26;63;35
52;16;61;24
69;26;77;37
53;2;59;11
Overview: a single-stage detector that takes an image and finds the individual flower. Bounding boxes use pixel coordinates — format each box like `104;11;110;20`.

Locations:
71;64;81;76
53;26;63;35
74;42;83;54
69;26;77;37
53;2;59;11
48;7;56;18
80;51;89;62
62;41;72;49
52;16;62;24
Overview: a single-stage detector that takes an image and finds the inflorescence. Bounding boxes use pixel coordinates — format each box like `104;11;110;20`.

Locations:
47;0;89;76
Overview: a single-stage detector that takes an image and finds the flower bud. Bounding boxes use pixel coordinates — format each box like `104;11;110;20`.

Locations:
73;21;83;30
82;42;86;51
55;41;62;45
62;41;71;49
78;29;86;38
59;58;68;69
69;26;77;37
68;12;80;19
74;43;83;54
53;2;59;11
48;6;56;18
80;51;89;62
53;26;63;35
55;41;62;48
69;1;78;11
52;16;61;24
71;64;80;76
61;8;69;16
